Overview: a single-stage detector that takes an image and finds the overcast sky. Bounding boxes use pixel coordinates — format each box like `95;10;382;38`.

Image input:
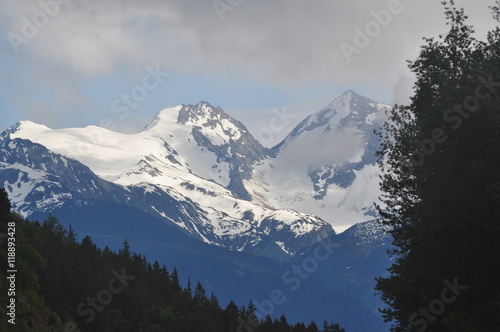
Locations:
0;0;496;146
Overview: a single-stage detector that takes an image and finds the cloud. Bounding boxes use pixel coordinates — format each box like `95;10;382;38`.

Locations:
280;129;366;167
0;0;497;132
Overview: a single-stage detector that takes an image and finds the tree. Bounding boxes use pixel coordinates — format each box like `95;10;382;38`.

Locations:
223;300;240;332
193;281;207;304
322;321;346;332
119;238;131;257
171;268;181;291
376;1;500;331
0;188;11;218
67;224;78;243
186;277;192;297
0;188;12;235
209;292;220;309
306;321;318;332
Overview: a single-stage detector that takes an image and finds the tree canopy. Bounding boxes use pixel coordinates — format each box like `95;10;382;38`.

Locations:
376;1;500;331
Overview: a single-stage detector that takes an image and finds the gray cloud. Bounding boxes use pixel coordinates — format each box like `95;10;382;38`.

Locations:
0;0;497;132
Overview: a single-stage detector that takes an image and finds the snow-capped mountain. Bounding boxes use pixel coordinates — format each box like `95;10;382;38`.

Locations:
1;103;334;258
246;90;390;232
142;102;269;200
1;90;390;254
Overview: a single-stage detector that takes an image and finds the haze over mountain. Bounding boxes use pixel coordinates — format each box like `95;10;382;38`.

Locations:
247;90;390;231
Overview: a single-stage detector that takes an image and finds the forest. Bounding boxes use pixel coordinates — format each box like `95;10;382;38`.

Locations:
0;188;345;332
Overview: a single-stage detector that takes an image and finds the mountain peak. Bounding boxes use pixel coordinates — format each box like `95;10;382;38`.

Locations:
177;101;228;126
7;121;52;139
331;89;359;103
274;91;388;152
142;105;183;131
10;120;47;132
341;89;356;97
145;102;226;130
140;101;268;200
325;90;375;112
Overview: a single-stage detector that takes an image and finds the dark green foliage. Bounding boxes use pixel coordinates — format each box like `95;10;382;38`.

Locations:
0;187;10;217
0;188;343;331
376;1;500;331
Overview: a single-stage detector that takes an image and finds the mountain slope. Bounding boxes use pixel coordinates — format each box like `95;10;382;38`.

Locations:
175;102;269;199
28;201;390;332
246;90;390;232
2;116;333;258
3;90;391;243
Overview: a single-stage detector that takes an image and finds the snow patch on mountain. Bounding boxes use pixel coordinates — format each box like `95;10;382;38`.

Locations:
1;162;52;209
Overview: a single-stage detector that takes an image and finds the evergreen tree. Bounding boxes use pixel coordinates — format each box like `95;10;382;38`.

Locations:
170;267;181;290
376;1;500;331
209;291;220;309
119;238;131;257
306;321;318;332
193;281;207;304
67;224;78;243
186;277;192;297
0;187;11;217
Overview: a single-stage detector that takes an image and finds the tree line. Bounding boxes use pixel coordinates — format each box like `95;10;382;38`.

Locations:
0;188;344;332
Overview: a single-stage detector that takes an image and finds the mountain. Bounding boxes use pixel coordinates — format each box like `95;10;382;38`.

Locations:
174;102;269;200
3;91;389;241
1;118;332;260
246;90;391;232
0;90;394;331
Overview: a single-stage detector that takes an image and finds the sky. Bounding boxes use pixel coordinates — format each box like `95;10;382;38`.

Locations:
0;0;497;146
